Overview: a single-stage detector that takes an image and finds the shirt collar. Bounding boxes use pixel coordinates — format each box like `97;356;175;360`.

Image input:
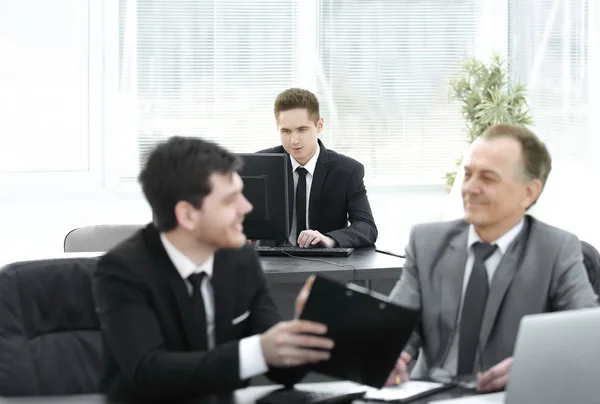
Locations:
290;144;320;176
160;233;214;279
467;218;525;254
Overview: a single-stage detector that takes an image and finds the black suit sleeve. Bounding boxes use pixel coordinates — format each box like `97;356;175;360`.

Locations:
244;250;308;386
93;256;244;401
326;163;378;248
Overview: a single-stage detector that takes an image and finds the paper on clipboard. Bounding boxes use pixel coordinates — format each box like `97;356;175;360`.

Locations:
364;381;446;401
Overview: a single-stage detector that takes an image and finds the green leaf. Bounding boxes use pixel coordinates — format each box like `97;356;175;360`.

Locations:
447;52;534;174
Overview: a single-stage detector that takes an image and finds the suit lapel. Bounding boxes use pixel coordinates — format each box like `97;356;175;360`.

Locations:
480;219;531;349
143;225;208;350
211;252;236;345
284;140;331;234
308;141;332;227
435;226;469;366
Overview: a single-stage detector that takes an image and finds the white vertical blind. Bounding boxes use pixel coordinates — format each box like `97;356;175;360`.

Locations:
316;0;484;186
0;0;89;174
118;0;298;182
116;0;490;186
509;0;590;161
509;0;600;249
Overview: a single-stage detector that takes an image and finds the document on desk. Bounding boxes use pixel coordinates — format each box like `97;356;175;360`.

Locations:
364;381;449;402
429;392;505;403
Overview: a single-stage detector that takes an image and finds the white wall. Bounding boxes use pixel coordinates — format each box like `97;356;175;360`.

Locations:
0;187;447;265
2;174;598;268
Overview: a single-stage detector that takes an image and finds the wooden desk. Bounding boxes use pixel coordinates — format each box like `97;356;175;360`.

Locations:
0;382;475;404
261;247;404;284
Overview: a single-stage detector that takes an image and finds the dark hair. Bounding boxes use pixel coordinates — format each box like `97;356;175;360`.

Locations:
481;124;552;187
138;136;242;232
274;88;320;123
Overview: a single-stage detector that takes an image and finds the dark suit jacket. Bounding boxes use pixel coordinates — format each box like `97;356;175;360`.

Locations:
257;140;377;248
92;224;304;402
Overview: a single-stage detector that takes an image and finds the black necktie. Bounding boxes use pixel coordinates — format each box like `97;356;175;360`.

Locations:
457;242;498;375
295;167;308;241
187;272;208;349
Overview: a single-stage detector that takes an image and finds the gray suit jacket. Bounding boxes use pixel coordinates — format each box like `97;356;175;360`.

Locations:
389;215;599;373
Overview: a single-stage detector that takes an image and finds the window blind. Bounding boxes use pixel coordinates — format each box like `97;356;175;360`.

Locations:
118;0;297;182
509;0;590;161
316;0;483;186
119;0;486;186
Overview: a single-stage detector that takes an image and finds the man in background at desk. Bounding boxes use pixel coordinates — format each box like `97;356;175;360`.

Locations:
387;124;598;392
93;137;334;402
258;88;377;248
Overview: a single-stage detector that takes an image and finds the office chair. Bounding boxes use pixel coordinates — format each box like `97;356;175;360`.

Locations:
0;257;103;395
581;240;600;300
64;224;142;252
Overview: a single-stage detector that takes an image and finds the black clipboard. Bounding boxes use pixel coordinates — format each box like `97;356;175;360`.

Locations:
299;275;420;389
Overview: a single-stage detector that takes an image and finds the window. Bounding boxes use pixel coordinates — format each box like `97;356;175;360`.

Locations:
111;0;491;188
316;0;485;186
509;0;591;161
507;0;600;247
113;0;299;184
0;0;103;188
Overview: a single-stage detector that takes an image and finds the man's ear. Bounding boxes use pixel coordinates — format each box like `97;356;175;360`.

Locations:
174;200;200;231
316;117;324;133
523;179;543;209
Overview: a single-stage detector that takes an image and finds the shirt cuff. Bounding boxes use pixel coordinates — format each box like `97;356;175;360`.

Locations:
239;335;269;380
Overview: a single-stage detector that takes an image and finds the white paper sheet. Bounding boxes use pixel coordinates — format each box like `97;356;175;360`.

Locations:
363;381;445;401
429;392;505;403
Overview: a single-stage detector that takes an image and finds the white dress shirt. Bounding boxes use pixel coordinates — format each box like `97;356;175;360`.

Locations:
442;218;524;374
160;234;268;380
289;144;320;245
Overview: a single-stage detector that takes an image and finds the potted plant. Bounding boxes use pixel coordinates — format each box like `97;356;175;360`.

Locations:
445;52;533;192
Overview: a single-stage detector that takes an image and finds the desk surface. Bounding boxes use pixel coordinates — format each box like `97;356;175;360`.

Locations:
0;381;476;404
261;247;404;283
1;248;404;285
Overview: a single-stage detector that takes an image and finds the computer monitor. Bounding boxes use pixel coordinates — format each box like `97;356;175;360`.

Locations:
237;153;290;243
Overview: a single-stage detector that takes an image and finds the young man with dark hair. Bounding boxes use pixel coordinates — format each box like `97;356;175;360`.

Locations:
93;136;333;402
258;88;378;248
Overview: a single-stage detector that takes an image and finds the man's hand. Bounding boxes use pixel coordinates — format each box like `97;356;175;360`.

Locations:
477;357;513;393
295;275;315;318
297;230;336;248
260;320;334;368
384;352;412;386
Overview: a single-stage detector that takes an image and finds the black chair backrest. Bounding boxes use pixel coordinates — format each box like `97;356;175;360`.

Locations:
581;241;600;300
0;257;102;396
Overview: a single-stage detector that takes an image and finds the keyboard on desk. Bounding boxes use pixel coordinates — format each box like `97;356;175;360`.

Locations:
257;388;366;404
254;246;354;257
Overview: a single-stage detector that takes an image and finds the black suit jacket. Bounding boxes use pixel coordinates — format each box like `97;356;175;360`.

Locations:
257;140;378;248
92;224;304;402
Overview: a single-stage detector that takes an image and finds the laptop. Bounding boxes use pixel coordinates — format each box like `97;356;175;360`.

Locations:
432;307;600;404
